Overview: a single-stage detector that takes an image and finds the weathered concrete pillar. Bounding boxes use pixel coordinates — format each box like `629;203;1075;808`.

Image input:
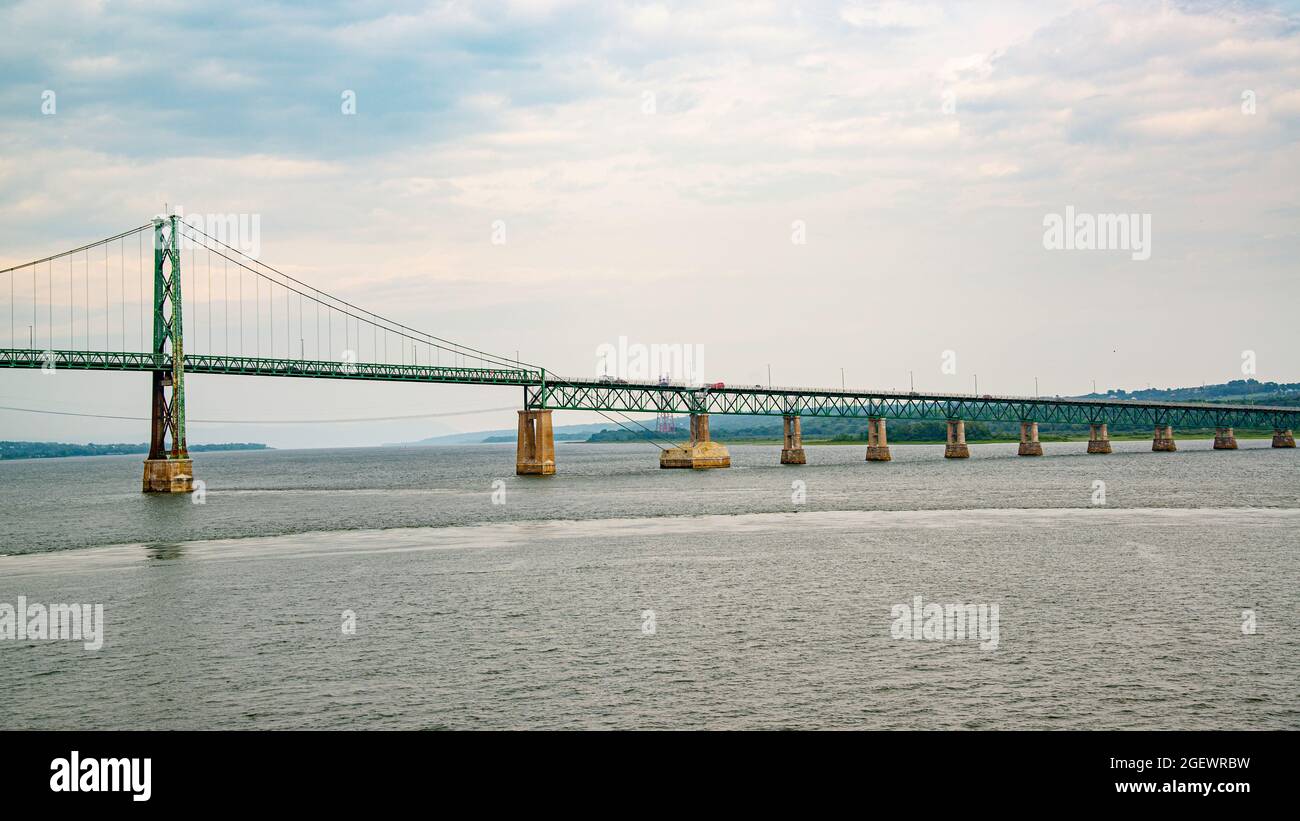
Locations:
865;417;891;461
516;409;556;475
1018;421;1043;456
142;457;194;493
1087;423;1112;454
692;413;708;442
1213;427;1238;450
1152;424;1176;452
780;415;806;464
944;419;970;459
660;413;731;469
143;370;194;493
1273;428;1296;448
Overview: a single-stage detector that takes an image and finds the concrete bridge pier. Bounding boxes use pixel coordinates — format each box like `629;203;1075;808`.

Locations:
660;413;731;469
780;415;806;464
143;371;194;492
1152;424;1177;452
516;409;556;475
142;459;193;493
1087;423;1112;454
1213;427;1238;450
866;417;891;461
1018;421;1043;456
1274;429;1296;448
944;419;970;458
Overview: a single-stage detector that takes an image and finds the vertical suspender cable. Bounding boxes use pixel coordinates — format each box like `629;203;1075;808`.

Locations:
208;249;212;354
139;232;143;352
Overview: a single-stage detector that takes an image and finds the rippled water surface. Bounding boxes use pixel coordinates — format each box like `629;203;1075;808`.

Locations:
1;441;1297;729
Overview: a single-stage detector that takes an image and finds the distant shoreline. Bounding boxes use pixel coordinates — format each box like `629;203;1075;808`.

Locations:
1;442;270;461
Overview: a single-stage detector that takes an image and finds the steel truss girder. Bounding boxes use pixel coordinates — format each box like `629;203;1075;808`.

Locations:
525;382;1300;431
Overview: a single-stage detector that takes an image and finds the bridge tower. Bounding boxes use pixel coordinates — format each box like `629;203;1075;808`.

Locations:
142;215;194;493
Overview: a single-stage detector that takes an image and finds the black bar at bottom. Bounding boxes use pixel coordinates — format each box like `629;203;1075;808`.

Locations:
0;730;1286;809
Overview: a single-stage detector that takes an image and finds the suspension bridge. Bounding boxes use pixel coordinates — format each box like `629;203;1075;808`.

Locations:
1;215;1295;490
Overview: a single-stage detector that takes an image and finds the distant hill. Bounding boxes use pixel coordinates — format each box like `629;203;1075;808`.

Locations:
1;442;269;460
1088;379;1300;404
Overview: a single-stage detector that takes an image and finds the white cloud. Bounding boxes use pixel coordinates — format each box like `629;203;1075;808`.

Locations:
840;2;945;29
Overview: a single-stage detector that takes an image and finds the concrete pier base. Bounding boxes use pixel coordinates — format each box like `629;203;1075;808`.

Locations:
142;458;194;493
865;417;891;461
1213;427;1238;450
1018;421;1043;456
1152;424;1177;452
1087;423;1112;454
944;419;970;459
1273;429;1296;448
661;413;731;469
780;415;806;464
516;410;556;475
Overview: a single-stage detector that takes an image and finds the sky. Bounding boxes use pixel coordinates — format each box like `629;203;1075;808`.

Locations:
1;0;1298;448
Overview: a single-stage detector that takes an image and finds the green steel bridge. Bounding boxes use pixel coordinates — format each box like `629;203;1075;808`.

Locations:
1;347;1296;432
1;217;1296;486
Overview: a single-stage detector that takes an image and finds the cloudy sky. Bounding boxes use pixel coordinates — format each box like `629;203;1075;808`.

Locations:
1;0;1298;448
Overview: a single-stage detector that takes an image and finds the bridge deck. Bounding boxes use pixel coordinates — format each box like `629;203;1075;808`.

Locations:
2;348;1295;429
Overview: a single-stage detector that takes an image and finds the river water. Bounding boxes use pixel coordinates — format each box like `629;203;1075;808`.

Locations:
1;440;1296;729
